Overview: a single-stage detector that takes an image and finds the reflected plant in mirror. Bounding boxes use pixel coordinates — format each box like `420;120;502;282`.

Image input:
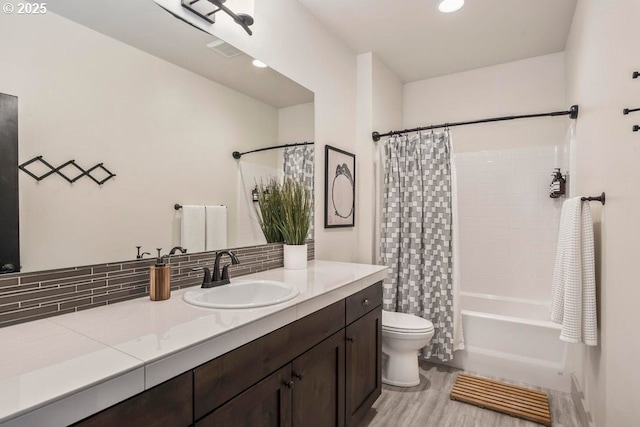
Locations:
255;178;284;243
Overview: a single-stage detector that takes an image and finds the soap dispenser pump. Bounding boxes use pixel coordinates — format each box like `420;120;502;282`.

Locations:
549;168;566;199
150;248;171;301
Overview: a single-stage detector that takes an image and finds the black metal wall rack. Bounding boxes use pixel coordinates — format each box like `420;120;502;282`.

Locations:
19;156;116;185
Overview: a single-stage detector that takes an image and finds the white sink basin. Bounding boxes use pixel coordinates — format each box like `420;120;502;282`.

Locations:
183;280;299;309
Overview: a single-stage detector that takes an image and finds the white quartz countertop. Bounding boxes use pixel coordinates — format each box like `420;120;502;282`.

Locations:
0;260;387;426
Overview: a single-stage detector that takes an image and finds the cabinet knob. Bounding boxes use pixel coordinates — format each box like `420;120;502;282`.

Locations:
346;337;355;343
362;298;370;306
284;379;294;389
293;372;304;381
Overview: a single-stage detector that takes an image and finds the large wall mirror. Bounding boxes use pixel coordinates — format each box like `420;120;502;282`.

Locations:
0;0;315;273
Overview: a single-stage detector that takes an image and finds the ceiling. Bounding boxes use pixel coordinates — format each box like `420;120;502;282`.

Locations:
48;0;314;108
297;0;578;83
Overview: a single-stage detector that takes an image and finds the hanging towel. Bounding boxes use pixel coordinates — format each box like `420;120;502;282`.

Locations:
181;205;206;253
205;205;227;251
550;197;597;345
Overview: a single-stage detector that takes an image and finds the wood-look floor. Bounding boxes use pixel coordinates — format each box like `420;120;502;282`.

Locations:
362;361;581;427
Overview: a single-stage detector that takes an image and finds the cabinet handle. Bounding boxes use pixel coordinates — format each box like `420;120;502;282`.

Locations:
346;337;355;343
293;372;304;381
284;379;294;389
362;298;370;306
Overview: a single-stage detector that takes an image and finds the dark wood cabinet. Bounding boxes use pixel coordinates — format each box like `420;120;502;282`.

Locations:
72;372;193;427
193;300;345;420
346;307;382;427
74;282;383;427
198;329;347;427
196;365;293;427
292;329;345;427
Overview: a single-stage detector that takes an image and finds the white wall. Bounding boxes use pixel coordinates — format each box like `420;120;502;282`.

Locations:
403;53;568;152
565;1;640;425
356;53;403;264
0;12;279;271
278;102;315;144
206;0;360;262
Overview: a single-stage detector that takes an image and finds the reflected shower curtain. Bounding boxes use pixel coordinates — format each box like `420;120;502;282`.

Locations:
283;145;314;237
379;131;463;362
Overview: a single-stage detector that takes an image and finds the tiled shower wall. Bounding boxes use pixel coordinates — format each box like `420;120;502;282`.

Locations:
0;241;315;328
456;145;568;302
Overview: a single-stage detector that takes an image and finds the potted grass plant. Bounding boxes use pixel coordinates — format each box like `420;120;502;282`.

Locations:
278;178;311;269
255;177;284;244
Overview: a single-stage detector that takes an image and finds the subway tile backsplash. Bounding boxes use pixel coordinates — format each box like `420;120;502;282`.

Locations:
0;241;315;328
456;145;567;301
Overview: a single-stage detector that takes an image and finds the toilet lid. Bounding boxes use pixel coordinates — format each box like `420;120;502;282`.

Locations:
382;311;434;333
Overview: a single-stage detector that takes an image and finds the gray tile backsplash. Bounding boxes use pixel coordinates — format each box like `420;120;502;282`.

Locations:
0;241;314;328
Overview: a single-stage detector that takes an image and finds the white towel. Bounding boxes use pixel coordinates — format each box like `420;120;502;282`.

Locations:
550;197;597;346
205;205;227;251
181;205;206;253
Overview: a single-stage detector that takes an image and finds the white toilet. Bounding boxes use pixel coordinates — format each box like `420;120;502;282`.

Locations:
381;310;435;387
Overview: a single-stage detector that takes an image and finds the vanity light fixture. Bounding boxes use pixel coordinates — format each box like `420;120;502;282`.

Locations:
252;59;268;68
181;0;254;35
438;0;464;13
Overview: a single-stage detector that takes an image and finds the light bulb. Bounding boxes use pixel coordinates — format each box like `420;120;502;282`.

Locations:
438;0;464;13
252;59;268;68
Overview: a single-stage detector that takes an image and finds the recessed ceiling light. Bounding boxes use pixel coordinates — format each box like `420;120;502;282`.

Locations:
252;59;268;68
438;0;464;13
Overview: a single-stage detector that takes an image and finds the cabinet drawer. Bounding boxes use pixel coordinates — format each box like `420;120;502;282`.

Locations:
346;282;382;325
194;300;345;420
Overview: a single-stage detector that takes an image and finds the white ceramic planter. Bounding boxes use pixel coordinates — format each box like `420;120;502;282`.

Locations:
283;244;308;270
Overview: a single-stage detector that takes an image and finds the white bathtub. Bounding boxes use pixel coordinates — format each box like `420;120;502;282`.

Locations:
442;292;570;392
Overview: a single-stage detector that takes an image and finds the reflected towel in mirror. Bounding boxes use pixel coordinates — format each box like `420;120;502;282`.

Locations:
205;206;227;251
181;205;206;253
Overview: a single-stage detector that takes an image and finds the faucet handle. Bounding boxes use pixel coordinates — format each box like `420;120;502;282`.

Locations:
193;267;213;288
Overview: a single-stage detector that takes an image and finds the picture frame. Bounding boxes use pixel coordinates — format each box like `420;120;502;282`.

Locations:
324;145;355;228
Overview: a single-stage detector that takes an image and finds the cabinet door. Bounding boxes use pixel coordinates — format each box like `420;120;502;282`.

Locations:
292;330;345;427
196;365;293;427
72;372;193;427
345;306;382;427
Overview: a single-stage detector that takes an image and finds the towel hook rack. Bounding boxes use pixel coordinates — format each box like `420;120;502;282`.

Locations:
581;192;606;205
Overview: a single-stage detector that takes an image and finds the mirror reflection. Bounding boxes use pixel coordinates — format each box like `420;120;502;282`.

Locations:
0;1;314;273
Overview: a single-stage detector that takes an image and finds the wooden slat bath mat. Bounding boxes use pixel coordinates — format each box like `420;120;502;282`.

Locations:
450;373;552;426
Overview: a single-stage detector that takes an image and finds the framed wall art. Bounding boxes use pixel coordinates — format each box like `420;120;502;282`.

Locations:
324;145;355;228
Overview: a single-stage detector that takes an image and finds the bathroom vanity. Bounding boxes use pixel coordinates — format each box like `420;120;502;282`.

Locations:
0;261;387;427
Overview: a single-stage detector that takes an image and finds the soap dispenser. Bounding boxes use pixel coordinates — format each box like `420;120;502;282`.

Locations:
549;168;566;198
150;248;171;301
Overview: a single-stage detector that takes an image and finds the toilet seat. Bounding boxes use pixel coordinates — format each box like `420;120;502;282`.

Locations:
382;311;434;334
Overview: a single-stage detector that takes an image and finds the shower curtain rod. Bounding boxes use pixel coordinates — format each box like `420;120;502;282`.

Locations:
371;105;579;142
232;141;314;159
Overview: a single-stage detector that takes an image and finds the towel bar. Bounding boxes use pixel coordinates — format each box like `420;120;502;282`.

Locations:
581;192;605;205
